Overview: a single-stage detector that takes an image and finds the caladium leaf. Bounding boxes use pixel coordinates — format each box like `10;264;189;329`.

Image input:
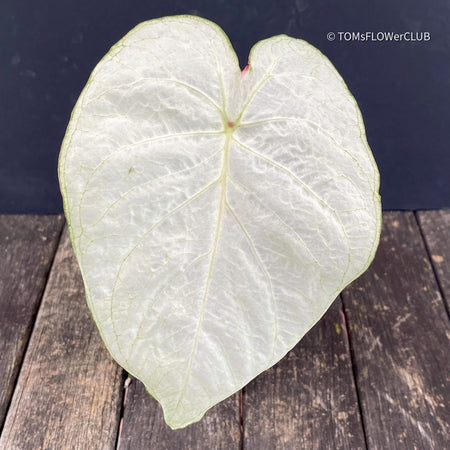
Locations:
58;15;381;429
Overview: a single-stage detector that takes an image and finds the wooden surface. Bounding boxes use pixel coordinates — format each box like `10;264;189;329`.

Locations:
0;227;124;450
0;211;449;449
341;212;450;449
0;215;63;429
417;210;450;311
243;300;366;450
117;378;241;449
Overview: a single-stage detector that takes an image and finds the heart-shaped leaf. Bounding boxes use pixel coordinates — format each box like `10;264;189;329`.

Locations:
59;15;381;429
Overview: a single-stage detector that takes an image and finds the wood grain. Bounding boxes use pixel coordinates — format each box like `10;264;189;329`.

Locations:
2;211;449;448
341;211;450;449
243;299;366;450
117;377;241;449
0;227;124;450
417;210;450;311
0;215;63;428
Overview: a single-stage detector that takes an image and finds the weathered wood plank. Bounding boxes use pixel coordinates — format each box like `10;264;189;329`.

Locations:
0;227;124;450
243;299;366;450
0;215;63;428
417;210;450;311
117;377;241;449
341;211;450;449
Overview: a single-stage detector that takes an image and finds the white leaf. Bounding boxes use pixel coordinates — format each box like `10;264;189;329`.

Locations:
58;15;381;429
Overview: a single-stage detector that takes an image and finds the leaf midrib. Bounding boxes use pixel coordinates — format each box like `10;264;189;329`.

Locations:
171;127;233;415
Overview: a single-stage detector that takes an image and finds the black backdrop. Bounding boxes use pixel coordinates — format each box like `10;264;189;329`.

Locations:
1;0;449;213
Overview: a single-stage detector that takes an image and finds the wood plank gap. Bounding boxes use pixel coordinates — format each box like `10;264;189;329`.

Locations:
340;297;369;450
239;388;245;450
114;372;131;450
414;210;450;321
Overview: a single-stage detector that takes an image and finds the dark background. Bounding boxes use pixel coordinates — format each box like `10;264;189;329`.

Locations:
1;0;449;213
